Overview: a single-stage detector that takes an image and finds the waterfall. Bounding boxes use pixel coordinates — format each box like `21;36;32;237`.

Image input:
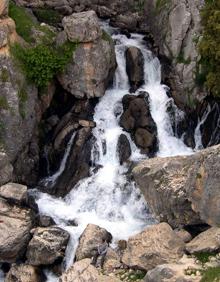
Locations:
33;29;194;280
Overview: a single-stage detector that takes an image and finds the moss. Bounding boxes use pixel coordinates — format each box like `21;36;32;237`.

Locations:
134;0;145;12
176;51;191;65
18;87;28;119
102;30;113;44
0;96;9;110
201;267;220;282
1;68;10;82
33;8;62;25
155;0;169;11
197;0;220;97
194;252;217;264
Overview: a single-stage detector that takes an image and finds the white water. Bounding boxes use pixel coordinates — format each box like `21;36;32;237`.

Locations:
32;30;194;280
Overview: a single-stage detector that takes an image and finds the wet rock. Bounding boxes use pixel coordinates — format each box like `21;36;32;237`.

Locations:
122;223;185;271
62;11;102;43
125;46;144;91
5;264;42;282
110;13;139;32
133;144;220;228
0;198;33;263
0;152;13;186
60;258;120;282
186;227;220;254
120;94;157;156
26;226;70;265
144;255;200;282
0;182;27;205
0;0;8;18
37;215;56;227
175;229;192;243
117;134;131;165
75;224;112;261
103;248;122;272
78;119;96;128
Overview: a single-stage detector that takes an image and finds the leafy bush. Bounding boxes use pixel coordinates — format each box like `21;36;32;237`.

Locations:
201;267;220;282
197;0;220;97
33;8;62;25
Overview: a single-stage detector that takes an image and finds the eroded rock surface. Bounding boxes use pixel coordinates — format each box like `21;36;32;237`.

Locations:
5;264;42;282
122;223;184;271
0;182;27;205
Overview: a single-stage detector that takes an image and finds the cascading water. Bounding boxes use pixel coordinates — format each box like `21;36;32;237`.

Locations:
31;28;194;280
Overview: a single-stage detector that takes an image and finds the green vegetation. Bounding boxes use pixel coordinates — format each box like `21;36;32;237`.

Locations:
9;0;55;44
197;0;220;97
156;0;169;11
102;30;113;43
11;41;77;89
1;69;10;82
194;252;217;264
33;8;62;25
0;96;9;110
134;0;145;12
176;51;191;65
201;267;220;282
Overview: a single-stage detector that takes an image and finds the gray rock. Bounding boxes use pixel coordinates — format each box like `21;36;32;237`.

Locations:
0;198;33;263
26;226;70;265
75;224;112;261
126;46;144;91
58;36;116;99
122;223;185;271
186;227;220;254
133;144;220;228
175;229;192;243
5;264;42;282
117;134;131;165
62;11;102;43
0;182;27;205
0;152;13;186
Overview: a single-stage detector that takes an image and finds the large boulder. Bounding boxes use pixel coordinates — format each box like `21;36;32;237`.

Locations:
0;152;13;186
120;93;157;156
133;144;220;227
122;223;185;271
75;224;112;261
117;134;131;165
144;255;200;282
58;11;116;99
60;258;120;282
186;227;220;254
26;226;70;265
0;197;33;263
0;0;8;18
125;46;144;92
5;264;42;282
62;11;102;43
0;182;27;205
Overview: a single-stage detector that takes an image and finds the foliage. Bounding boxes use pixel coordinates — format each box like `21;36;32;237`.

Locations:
0;96;9;110
102;30;113;43
176;51;191;65
197;0;220;97
1;68;10;82
33;8;62;25
134;0;145;12
201;267;220;282
11;41;77;89
156;0;169;11
194;252;217;264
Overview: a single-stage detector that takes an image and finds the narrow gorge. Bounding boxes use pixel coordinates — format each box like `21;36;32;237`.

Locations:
0;0;220;281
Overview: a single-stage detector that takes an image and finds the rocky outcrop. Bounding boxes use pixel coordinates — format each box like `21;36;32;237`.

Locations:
144;0;206;110
120;93;157;155
186;227;220;254
57;11;116;99
0;182;27;205
122;223;184;271
0;197;33;263
0;152;13;186
144;255;200;282
60;258;120;282
133;144;220;228
5;264;42;282
0;0;8;18
26;226;70;265
126;47;144;92
75;224;112;261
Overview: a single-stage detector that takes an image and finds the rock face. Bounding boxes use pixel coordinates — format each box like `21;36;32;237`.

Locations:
144;0;206;110
60;258;120;282
120;93;157;155
26;227;70;265
144;255;200;282
133;144;220;228
0;152;13;186
0;197;33;263
0;0;8;18
186;227;220;254
0;182;27;205
122;223;184;271
58;11;116;99
75;224;112;261
126;47;144;92
62;11;102;43
5;264;42;282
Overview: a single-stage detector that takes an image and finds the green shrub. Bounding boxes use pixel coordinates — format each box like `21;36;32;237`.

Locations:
0;96;9;110
194;252;217;264
33;8;62;25
197;0;220;97
11;41;77;89
201;267;220;282
1;69;10;82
